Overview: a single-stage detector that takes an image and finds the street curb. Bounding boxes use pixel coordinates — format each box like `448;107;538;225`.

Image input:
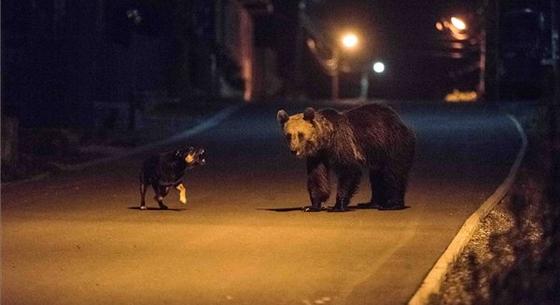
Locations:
2;105;242;186
407;114;528;305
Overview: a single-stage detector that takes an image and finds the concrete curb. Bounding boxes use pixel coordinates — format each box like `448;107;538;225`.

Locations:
407;114;528;305
2;105;242;186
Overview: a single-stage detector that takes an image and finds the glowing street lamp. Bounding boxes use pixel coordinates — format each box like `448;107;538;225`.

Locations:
435;14;485;98
373;61;385;74
331;31;361;100
359;61;385;100
435;16;468;40
450;17;467;31
341;33;359;50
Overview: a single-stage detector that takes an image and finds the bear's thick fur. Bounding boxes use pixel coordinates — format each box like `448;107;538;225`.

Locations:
277;104;415;212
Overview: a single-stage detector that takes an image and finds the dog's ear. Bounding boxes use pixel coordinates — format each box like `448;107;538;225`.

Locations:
277;109;289;125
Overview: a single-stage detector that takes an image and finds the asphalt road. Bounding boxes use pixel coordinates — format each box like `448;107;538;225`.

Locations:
1;100;522;305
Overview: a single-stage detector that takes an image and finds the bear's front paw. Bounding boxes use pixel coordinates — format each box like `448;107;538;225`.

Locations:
303;206;322;212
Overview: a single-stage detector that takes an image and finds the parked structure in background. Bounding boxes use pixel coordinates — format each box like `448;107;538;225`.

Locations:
498;1;554;100
484;0;554;101
1;0;275;129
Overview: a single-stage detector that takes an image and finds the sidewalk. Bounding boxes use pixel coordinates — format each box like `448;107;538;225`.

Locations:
1;99;243;184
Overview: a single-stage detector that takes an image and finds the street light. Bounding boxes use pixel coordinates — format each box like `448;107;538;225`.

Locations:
436;16;469;40
435;15;485;98
341;33;359;50
332;31;360;100
359;61;385;100
373;61;385;74
450;17;467;31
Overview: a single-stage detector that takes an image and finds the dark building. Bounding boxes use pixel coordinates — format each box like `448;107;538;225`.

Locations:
1;0;275;129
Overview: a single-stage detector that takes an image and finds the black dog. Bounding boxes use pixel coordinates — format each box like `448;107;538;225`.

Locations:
139;146;206;210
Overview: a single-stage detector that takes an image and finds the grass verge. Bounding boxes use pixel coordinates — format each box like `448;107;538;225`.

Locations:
428;102;560;305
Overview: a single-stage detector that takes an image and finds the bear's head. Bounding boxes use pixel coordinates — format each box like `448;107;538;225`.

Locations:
277;107;323;158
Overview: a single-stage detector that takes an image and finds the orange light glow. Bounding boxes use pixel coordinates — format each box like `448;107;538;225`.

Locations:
445;89;477;102
341;33;359;49
450;17;467;31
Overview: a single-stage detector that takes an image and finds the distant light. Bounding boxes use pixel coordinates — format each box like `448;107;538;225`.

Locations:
373;61;385;73
450;17;467;31
445;89;477;102
341;33;359;49
435;22;444;31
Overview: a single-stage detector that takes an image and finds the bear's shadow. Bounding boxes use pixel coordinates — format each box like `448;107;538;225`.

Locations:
258;203;410;212
352;202;410;211
257;206;306;212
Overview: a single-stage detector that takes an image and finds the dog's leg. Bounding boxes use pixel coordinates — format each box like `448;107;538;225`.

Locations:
160;185;170;198
176;183;187;204
139;183;147;210
152;183;168;210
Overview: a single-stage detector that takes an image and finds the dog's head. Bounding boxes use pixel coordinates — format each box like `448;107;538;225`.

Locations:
175;146;206;168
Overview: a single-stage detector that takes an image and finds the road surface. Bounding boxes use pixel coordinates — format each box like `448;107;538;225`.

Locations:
1;100;522;305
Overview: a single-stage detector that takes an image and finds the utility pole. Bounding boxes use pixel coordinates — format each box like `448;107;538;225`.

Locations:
483;0;500;101
359;69;369;101
549;0;559;209
331;48;339;100
294;0;306;98
552;0;559;106
478;17;486;98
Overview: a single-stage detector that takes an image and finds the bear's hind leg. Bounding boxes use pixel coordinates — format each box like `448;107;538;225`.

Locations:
332;168;361;212
357;170;384;209
378;167;407;210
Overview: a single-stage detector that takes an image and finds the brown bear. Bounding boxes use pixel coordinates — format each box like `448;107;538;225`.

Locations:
277;104;415;212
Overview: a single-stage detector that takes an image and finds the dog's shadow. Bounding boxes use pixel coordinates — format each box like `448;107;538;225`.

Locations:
258;202;410;212
128;206;186;212
257;206;305;212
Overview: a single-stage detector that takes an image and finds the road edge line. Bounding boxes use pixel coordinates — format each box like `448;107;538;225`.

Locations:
407;114;528;305
57;104;242;171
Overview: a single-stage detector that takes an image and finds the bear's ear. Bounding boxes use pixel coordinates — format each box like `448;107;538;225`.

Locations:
303;107;315;121
277;109;289;125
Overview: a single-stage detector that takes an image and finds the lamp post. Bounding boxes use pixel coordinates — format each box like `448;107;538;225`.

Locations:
436;15;486;99
332;32;360;100
331;48;340;101
359;61;385;100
